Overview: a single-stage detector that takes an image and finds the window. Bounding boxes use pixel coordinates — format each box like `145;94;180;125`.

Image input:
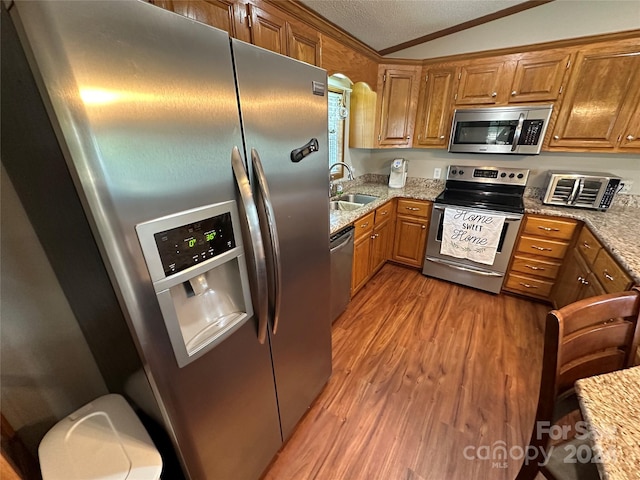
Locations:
327;74;352;180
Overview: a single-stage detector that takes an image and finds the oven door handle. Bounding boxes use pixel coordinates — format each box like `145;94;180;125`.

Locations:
425;257;504;277
511;113;526;152
432;205;521;222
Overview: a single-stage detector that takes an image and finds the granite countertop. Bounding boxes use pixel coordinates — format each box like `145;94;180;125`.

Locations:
330;177;640;283
575;366;640;480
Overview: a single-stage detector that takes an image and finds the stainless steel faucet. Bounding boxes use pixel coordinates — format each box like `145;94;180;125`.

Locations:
329;162;355;196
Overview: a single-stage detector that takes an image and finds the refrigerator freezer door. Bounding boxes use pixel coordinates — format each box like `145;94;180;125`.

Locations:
232;39;332;439
6;2;282;479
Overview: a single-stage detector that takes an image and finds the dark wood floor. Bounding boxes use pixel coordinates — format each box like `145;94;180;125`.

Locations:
263;264;550;480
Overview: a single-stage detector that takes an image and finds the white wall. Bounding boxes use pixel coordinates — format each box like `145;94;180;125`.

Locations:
1;167;108;454
349;148;640;193
388;1;640;60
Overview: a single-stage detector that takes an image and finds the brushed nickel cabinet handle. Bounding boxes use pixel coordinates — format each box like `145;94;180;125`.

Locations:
553;135;560;140
603;271;614;281
538;226;560;232
582;242;591;249
361;222;369;228
421;225;426;229
491;92;497;97
406;207;420;211
406;136;411;140
439;135;445;139
511;91;517;96
519;282;538;289
627;135;635;141
370;234;376;239
380;211;388;215
525;264;544;271
531;245;552;251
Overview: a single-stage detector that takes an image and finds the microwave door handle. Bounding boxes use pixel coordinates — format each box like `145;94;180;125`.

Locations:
510;113;525;152
572;178;585;205
567;178;583;205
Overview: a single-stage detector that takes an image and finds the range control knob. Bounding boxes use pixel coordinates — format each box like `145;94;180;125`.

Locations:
458;170;464;175
517;173;524;179
509;173;515;178
451;169;458;175
500;172;507;178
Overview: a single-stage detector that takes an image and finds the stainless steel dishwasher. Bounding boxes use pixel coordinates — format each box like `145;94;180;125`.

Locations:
330;225;355;323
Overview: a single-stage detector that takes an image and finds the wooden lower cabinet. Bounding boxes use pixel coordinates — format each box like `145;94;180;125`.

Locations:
550;225;633;308
351;201;395;296
391;199;431;268
504;214;578;300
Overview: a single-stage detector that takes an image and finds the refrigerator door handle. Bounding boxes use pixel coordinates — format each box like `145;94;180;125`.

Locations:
231;147;269;344
251;148;282;335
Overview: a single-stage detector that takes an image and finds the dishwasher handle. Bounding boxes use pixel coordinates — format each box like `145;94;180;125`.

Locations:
330;230;354;252
330;225;355;251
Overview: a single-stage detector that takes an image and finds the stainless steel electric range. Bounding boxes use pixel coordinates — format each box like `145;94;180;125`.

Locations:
423;165;530;294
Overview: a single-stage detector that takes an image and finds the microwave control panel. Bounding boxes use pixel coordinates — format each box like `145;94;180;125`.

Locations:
519;120;545;145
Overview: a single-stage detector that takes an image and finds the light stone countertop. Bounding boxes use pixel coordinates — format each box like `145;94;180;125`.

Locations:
330;177;640;284
575;366;640;480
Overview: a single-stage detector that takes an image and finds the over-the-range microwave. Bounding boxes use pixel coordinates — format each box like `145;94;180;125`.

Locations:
448;104;553;155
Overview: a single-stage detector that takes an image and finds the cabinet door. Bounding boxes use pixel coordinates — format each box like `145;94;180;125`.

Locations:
455;60;510;105
376;66;421;147
549;43;640;150
551;249;589;308
170;0;247;39
248;3;287;55
414;66;456;148
286;20;321;66
352;234;372;295
509;50;571;103
371;219;392;274
391;215;428;267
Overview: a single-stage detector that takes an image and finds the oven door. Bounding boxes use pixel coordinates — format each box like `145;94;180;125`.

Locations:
423;204;522;293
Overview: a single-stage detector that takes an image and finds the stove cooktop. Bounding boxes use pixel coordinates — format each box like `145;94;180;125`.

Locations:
435;189;525;214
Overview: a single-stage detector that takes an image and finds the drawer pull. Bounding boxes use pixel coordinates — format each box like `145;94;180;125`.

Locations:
538;226;560;232
370;234;376;239
360;222;369;228
531;245;552;252
525;264;544;271
519;282;538;289
380;211;388;215
582;242;591;249
603;271;615;281
421;225;426;229
406;207;420;211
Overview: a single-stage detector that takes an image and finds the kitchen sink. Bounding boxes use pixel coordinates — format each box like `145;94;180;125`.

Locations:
341;194;378;204
330;200;364;211
329;194;379;211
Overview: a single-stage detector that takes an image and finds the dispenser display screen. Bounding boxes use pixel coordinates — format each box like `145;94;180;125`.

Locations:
154;212;236;276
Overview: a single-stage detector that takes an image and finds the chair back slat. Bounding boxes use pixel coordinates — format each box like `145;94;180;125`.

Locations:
560;292;640;336
561;321;633;366
558;349;626;393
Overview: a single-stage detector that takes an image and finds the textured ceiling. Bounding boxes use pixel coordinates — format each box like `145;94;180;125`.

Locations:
299;0;529;52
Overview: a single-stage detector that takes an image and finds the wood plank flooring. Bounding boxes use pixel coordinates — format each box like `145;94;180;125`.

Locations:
263;264;550;480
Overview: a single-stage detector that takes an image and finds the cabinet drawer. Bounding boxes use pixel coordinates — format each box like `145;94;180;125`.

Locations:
353;211;375;239
592;249;633;294
576;226;602;267
505;272;554;298
375;201;393;224
511;254;562;280
522;215;578;241
516;235;569;259
397;199;430;218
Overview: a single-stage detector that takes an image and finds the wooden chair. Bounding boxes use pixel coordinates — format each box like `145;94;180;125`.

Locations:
516;287;640;480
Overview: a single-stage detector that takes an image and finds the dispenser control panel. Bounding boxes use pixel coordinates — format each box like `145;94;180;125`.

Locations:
154;212;236;276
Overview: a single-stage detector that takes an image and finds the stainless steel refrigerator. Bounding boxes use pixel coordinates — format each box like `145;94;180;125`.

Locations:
2;1;331;479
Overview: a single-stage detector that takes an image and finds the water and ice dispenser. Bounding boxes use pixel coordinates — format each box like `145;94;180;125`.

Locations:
136;201;253;367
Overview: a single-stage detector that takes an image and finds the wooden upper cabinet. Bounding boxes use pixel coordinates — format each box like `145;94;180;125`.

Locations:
247;3;288;55
455;60;511;105
548;41;640;151
163;0;250;41
508;50;572;103
375;65;421;147
414;66;456;148
286;20;321;66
